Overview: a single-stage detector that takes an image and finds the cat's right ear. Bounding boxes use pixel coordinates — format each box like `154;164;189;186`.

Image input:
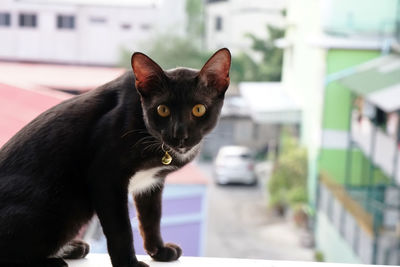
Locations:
131;52;165;96
199;48;231;96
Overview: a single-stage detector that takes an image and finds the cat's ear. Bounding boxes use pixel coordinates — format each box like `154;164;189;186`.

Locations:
131;52;165;96
199;48;231;95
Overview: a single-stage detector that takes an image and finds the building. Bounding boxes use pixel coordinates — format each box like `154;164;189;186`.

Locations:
0;0;186;65
205;0;286;58
279;0;400;264
201;82;300;160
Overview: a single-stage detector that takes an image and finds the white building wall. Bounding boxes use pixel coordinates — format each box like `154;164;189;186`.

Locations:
205;0;286;57
0;0;186;65
280;0;325;207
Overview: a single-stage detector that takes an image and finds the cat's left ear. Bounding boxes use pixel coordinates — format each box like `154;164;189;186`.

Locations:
199;48;231;96
131;52;165;96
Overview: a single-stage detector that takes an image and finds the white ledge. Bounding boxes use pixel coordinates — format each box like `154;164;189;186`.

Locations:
67;254;386;267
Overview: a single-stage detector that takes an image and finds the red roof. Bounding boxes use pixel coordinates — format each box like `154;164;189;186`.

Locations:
0;62;125;92
0;83;68;146
0;62;124;146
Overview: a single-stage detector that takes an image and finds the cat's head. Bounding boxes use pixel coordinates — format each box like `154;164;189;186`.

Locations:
131;48;231;154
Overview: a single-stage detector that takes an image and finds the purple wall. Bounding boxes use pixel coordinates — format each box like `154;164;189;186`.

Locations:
87;184;207;257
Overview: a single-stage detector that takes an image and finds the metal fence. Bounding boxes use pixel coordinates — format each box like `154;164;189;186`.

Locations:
318;177;400;265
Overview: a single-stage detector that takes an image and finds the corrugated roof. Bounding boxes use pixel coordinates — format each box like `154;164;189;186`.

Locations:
0;83;67;147
239;82;301;124
0;62;125;93
0;62;126;146
338;54;400;112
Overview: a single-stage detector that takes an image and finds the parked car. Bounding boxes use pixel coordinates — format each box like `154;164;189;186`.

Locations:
213;146;257;185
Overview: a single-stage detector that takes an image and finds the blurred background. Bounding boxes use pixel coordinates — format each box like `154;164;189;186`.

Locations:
0;0;400;265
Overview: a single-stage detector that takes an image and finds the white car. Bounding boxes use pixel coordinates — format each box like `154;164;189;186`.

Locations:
213;146;257;185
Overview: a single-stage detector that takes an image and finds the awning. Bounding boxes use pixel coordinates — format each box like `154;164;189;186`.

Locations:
338;54;400;113
239;82;301;124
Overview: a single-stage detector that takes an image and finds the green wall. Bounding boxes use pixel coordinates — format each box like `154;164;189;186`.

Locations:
326;50;380;75
319;148;390;185
323;50;381;130
319;49;381;185
319;149;348;183
323;82;352;130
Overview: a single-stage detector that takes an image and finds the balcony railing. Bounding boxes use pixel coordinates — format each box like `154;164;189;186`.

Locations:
318;175;400;265
351;113;400;183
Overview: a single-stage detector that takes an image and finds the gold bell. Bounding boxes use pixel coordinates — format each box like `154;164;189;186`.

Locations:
162;151;172;165
161;143;172;165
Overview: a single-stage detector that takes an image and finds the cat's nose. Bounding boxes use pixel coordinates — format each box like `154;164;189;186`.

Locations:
172;123;189;141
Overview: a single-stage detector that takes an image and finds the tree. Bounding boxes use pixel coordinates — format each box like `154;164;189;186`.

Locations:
268;129;308;212
237;25;285;81
186;0;204;48
120;34;211;70
119;2;285;84
119;0;208;70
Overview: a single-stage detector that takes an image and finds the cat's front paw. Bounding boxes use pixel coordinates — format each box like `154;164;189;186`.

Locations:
134;261;149;267
148;243;182;262
120;261;148;267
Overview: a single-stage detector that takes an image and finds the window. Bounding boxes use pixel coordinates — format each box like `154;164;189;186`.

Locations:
396;20;400;43
19;13;37;28
90;17;107;24
0;12;11;27
121;23;131;30
215;16;222;31
57;15;75;29
140;24;152;31
376;107;387;129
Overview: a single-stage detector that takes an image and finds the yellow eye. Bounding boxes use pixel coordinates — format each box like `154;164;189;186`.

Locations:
192;104;206;117
157;105;170;117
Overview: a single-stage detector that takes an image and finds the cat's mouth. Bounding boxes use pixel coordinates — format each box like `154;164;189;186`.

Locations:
161;141;194;155
176;147;189;153
165;144;191;154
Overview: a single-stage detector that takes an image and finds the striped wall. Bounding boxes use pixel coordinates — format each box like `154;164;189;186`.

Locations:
319;49;381;184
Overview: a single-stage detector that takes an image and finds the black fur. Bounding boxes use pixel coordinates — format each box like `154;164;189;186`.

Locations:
0;48;231;267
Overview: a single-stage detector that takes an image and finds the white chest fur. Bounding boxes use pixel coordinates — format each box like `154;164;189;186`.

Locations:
128;167;166;195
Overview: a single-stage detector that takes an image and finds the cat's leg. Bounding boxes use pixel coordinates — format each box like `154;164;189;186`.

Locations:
90;182;148;267
134;184;182;262
53;239;90;259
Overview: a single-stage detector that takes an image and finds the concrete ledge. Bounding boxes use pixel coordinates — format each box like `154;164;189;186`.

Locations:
67;254;386;267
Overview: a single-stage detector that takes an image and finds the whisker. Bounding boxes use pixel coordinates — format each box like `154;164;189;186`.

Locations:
132;136;154;147
121;129;148;139
143;143;161;153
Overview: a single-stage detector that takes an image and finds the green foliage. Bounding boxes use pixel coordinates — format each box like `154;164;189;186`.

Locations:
268;130;308;208
315;251;325;262
287;186;308;207
119;6;285;83
119;0;207;70
234;26;284;81
222;25;285;82
120;35;211;70
186;0;204;43
230;52;260;82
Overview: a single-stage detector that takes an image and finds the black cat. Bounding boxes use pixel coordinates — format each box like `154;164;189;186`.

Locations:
0;48;231;267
